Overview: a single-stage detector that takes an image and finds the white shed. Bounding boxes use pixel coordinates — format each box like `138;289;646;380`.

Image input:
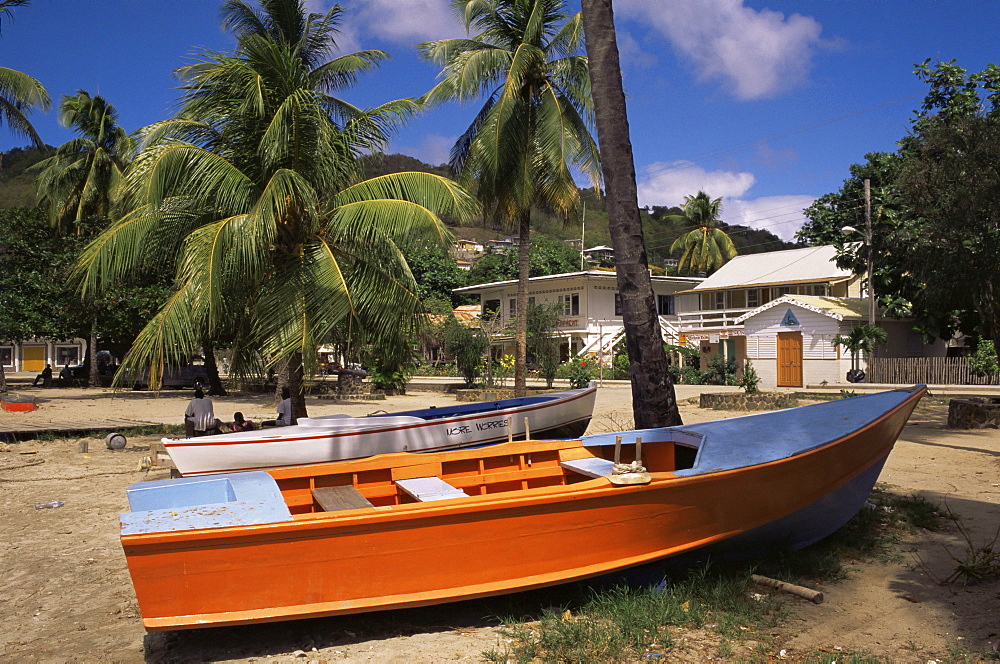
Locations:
735;295;866;388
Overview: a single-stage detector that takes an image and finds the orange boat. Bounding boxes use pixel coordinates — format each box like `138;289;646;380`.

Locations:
120;386;924;631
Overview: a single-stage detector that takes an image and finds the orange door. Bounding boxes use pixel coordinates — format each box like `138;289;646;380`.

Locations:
777;332;802;387
22;346;45;372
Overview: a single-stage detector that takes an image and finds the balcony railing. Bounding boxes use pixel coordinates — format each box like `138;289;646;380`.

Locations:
675;308;753;332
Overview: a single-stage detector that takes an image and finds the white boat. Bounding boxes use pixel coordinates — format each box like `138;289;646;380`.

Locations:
162;384;598;476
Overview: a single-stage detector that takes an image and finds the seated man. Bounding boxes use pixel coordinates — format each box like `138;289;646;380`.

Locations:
33;364;53;388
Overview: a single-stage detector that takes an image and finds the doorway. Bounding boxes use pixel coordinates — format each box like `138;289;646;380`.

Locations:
777;332;803;387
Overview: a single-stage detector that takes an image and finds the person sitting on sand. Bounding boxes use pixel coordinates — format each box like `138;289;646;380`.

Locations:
262;387;294;427
184;388;221;437
230;412;255;432
33;364;53;388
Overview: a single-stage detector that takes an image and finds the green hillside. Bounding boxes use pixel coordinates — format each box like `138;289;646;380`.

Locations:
0;146;48;209
3;149;799;270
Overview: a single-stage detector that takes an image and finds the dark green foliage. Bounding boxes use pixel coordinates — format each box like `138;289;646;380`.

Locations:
558;355;594;389
739;358;760;394
0;207;170;356
405;246;469;305
443;319;488;387
968;339;1000;377
526;302;562;388
466;237;580;285
0;145;49;207
798;60;1000;350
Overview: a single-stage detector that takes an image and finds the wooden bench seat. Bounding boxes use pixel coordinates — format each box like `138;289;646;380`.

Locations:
560;457;615;479
395;477;467;502
311;486;375;512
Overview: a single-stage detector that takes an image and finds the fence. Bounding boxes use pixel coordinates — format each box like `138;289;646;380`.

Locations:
867;357;1000;385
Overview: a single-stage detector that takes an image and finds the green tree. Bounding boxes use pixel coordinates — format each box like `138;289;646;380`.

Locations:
444;318;488;387
419;0;600;397
581;0;682;427
800;60;1000;351
0;209;169;392
526;302;562;387
72;0;474;418
466;237;580;285
668;191;738;276
31;91;137;387
833;324;887;381
893;60;1000;351
406;246;468;304
32;91;134;234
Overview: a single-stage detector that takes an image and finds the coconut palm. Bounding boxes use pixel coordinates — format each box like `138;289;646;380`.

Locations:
579;0;682;427
833;324;887;383
71;0;475;418
669;191;738;275
32;91;134;387
419;0;600;397
33;91;134;234
0;0;49;152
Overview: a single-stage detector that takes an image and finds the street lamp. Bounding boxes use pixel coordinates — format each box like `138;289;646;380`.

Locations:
843;179;876;326
842;224;875;326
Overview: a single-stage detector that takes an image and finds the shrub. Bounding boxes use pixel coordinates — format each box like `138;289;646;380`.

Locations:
739;359;760;394
561;355;595;388
443;321;488;387
968;339;1000;377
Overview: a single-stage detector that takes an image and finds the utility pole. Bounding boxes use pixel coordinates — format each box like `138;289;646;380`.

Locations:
579;203;586;271
864;178;875;326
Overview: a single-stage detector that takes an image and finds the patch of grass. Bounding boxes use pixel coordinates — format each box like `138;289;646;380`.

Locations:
483;563;786;663
482;487;943;663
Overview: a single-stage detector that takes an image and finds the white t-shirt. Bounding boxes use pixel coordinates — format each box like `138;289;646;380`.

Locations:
185;397;216;432
276;397;293;426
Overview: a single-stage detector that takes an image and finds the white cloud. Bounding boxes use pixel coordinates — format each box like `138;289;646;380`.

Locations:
347;0;466;44
635;161;811;241
392;133;455;167
636;160;755;208
619;0;824;100
721;195;814;242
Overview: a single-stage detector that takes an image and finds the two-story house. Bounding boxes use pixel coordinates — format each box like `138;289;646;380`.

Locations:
454;270;702;362
675;245;951;387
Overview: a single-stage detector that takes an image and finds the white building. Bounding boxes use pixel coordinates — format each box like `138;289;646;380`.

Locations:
454;270;702;362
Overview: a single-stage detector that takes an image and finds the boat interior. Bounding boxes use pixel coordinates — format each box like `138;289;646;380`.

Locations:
122;429;703;535
274;430;703;517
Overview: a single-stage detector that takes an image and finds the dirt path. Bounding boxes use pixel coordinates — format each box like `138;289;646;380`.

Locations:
0;384;997;662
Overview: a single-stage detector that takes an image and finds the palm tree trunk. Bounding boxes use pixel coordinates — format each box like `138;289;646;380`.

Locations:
0;361;7;394
514;212;531;397
288;352;307;422
88;316;100;388
580;0;682;427
202;339;227;396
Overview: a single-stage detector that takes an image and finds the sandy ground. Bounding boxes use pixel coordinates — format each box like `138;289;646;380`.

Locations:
1;380;998;663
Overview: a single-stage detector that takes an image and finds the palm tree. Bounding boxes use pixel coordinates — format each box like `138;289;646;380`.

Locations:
32;91;133;387
833;324;887;383
579;0;682;427
71;0;474;419
669;191;738;275
0;0;50;155
33;91;134;234
419;0;600;397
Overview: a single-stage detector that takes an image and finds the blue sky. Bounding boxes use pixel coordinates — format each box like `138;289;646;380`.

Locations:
2;0;998;241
